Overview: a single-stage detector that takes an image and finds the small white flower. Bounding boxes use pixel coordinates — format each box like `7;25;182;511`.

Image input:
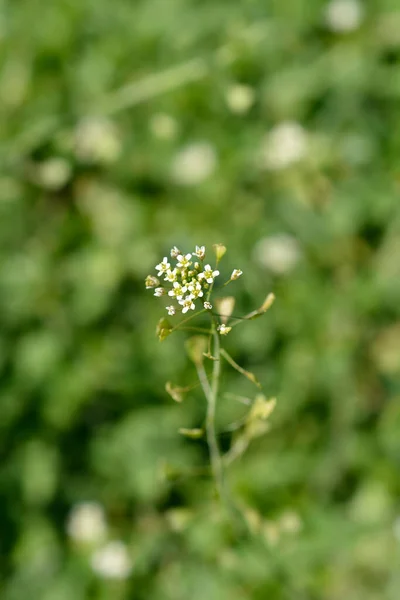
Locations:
193;245;206;260
177;253;192;268
325;0;363;33
155;257;170;276
91;541;132;580
170;246;180;258
154;287;165;297
168;282;187;300
166;305;176;316
217;324;232;335
262;122;308;170
231;269;243;280
164;268;178;283
179;295;196;314
204;301;212;310
187;279;204;298
145;275;159;289
66;502;107;544
199;264;220;284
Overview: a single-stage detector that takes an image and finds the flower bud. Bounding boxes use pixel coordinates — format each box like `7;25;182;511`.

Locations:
170;246;180;258
193;245;206;260
231;269;243;280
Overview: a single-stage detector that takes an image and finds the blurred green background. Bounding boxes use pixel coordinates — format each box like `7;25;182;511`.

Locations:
1;0;400;598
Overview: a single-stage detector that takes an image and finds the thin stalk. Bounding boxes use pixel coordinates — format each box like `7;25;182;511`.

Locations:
220;348;261;389
207;325;225;499
195;361;212;400
170;308;206;333
195;324;224;500
179;326;212;334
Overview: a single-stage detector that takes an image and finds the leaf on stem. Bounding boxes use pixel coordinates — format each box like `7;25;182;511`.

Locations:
156;317;173;341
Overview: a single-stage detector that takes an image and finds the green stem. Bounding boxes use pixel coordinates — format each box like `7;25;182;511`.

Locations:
195;324;224;500
207;325;224;498
170;308;206;333
179;326;212;334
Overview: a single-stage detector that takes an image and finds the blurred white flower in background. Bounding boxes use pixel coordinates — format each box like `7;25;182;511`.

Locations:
170;142;217;185
279;510;303;534
67;502;107;544
325;0;364;33
149;112;178;139
225;84;255;114
261;122;308;170
254;234;301;274
91;541;132;580
75;117;121;164
36;158;72;190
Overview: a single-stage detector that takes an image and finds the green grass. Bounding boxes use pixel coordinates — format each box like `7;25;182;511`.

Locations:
0;0;400;598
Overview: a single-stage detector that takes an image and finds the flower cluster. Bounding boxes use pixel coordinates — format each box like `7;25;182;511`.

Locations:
145;246;222;314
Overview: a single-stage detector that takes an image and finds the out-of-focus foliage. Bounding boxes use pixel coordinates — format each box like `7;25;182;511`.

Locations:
1;0;400;598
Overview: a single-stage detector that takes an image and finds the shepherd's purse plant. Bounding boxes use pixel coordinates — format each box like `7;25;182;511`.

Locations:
145;243;276;506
